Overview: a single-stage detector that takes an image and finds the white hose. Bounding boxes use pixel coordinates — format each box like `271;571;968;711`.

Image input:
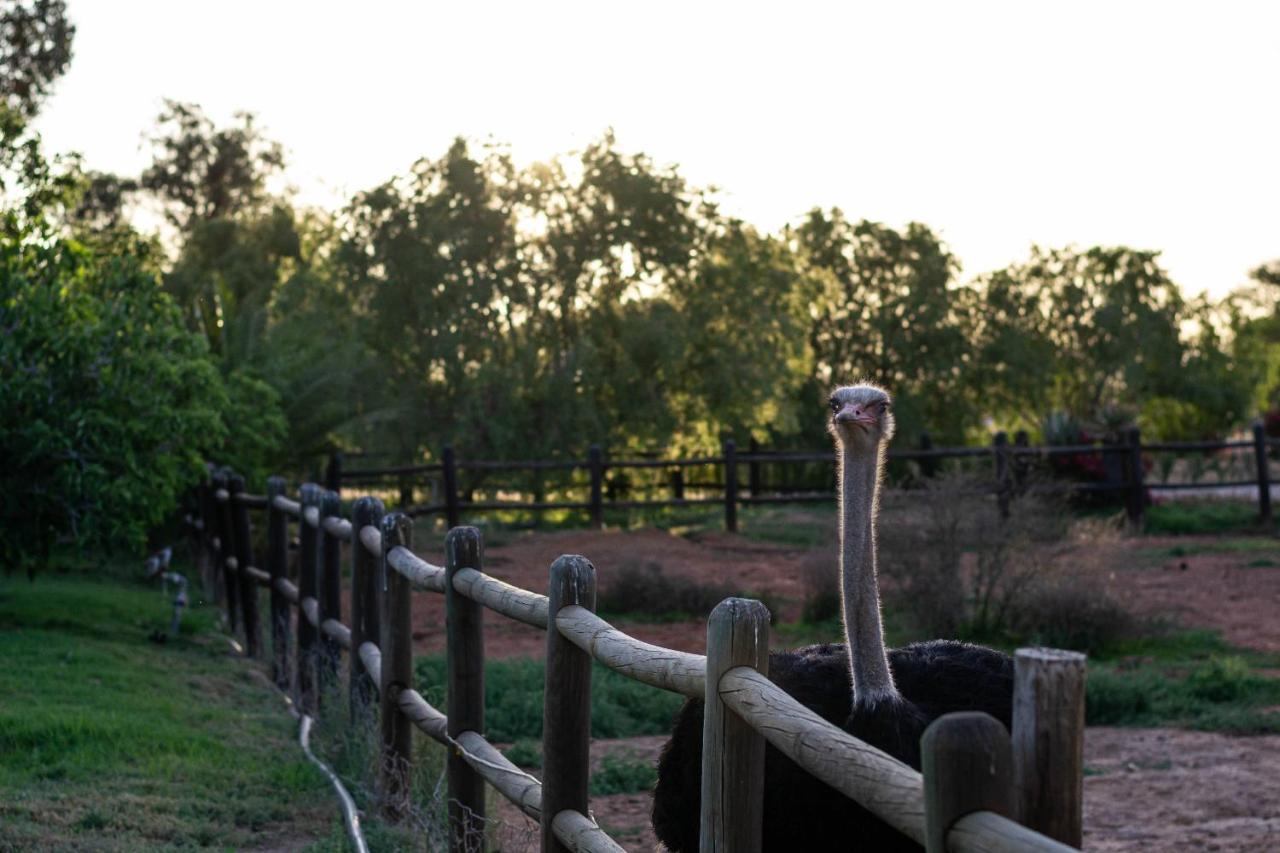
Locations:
299;714;370;853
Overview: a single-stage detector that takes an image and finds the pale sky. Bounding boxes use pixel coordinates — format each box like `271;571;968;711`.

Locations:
35;0;1280;296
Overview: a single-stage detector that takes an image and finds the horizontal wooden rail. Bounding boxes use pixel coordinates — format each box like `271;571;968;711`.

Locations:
386;546;446;591
301;596;319;628
273;494;302;517
215;488;230;502
358;641;381;686
303;506;320;528
276;577;299;604
322;516;353;541
555;605;704;697
1141;439;1254;452
452;567;549;628
358;524;382;556
322;618;352;650
234;492;269;508
244;565;271;584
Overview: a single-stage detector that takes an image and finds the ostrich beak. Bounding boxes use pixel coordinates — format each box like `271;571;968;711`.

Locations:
835;403;876;426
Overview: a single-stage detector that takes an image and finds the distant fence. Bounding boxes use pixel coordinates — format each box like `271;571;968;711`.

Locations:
191;471;1087;852
330;423;1277;532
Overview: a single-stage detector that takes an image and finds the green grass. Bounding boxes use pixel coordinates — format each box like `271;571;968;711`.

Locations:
414;656;684;743
589;750;658;796
0;573;333;850
1144;501;1273;535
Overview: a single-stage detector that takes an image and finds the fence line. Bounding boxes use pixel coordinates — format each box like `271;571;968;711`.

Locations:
328;423;1278;532
196;473;1085;852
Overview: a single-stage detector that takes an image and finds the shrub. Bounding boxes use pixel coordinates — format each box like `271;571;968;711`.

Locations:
1011;579;1134;654
800;547;840;623
598;558;778;623
589;750;657;796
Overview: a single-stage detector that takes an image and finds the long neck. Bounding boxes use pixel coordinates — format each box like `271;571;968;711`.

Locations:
839;440;898;707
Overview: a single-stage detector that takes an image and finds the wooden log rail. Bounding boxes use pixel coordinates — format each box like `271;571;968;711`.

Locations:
198;473;1087;853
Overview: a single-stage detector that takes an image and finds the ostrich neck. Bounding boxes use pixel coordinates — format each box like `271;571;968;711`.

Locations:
840;441;898;707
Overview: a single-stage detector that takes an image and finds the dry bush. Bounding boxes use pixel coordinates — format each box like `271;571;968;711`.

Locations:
598;557;781;623
800;546;841;623
1010;578;1135;654
878;473;1079;642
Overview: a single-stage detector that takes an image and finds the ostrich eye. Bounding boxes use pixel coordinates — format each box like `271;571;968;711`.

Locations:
880;401;891;412
829;398;840;412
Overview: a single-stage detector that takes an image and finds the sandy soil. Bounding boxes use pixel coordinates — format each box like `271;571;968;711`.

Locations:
392;524;1280;851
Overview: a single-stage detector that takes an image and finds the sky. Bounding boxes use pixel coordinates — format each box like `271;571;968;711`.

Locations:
34;0;1280;297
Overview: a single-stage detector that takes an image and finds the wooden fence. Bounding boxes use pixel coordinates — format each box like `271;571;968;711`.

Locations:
193;471;1090;852
331;423;1278;533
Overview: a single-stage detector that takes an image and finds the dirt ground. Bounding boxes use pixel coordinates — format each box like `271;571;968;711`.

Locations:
397;521;1280;851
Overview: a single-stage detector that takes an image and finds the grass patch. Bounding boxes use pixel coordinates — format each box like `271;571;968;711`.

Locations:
1145;501;1271;535
1087;655;1280;733
0;572;331;850
414;656;684;743
589;750;658;796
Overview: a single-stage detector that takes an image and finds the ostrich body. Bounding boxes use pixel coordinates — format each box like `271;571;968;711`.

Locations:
651;384;1013;852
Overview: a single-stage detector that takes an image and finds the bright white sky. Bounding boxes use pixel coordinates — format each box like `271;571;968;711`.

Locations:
34;0;1280;296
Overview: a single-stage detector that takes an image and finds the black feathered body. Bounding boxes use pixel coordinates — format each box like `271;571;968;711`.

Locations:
651;640;1013;852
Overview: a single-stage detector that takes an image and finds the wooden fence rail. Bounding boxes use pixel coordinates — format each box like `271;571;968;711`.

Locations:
329;424;1279;533
199;472;1087;852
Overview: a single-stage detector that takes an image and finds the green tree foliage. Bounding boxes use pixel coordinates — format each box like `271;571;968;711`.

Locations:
792;210;974;444
0;0;74;119
0;237;227;573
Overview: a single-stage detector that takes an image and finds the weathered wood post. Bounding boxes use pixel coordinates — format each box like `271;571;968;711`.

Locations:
1014;429;1030;495
1012;647;1086;847
919;431;938;479
541;555;597;853
212;469;239;633
723;439;738;533
325;451;343;494
922;712;1014;853
350;496;384;722
994;431;1011;519
266;476;290;690
1125;427;1145;530
443;445;461;529
318;489;344;696
700;597;769;852
296;483;322;714
379;511;414;821
228;474;263;657
446;526;486;851
588;444;605;530
197;473;220;603
671;467;685;501
748;438;761;497
1253;420;1273;528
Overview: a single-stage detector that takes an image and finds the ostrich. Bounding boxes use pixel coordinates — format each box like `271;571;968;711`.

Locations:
651;383;1014;852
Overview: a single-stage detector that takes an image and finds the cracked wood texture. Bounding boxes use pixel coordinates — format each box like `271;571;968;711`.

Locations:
700;597;769;853
556;605;705;698
452;566;549;628
387;545;445;591
446;526;486;852
296;484;322;714
541;555;597;853
922;712;1013;853
379;512;414;821
1013;647;1086;847
350;497;384;721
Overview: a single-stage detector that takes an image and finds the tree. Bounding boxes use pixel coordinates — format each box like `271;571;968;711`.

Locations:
792;210;975;444
0;0;74;119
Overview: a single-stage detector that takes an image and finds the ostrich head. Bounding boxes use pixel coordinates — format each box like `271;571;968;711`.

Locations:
827;383;895;452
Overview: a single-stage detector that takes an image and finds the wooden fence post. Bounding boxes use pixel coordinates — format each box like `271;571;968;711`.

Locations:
723;439;738;533
379;511;414;821
1254;420;1273;528
922;712;1014;853
919;431;938;479
443;445;461;529
1014;429;1030;494
671;467;685;501
748;438;761;497
446;526;486;851
1125;427;1145;530
228;474;262;658
350;496;384;722
994;431;1010;519
212;469;239;633
1012;647;1086;847
266;476;290;690
588;445;604;530
197;474;220;604
699;597;769;852
318;489;343;696
296;483;322;714
541;555;597;853
326;451;343;494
